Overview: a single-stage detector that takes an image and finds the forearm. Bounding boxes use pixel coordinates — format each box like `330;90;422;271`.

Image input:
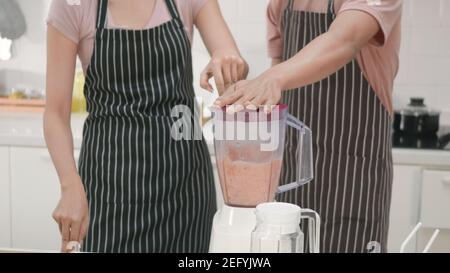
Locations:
265;10;380;91
45;25;81;190
195;0;241;57
44;110;80;189
267;31;358;90
200;24;240;57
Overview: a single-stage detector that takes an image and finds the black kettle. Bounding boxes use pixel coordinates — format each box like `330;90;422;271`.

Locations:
393;98;440;136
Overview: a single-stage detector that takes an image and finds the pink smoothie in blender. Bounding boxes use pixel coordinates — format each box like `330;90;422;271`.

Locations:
213;106;288;208
217;156;282;207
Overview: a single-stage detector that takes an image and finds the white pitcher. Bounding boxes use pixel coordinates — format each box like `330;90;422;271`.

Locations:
251;202;320;253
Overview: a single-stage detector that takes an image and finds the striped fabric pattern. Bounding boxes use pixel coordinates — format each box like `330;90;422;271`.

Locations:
277;0;393;253
78;0;216;253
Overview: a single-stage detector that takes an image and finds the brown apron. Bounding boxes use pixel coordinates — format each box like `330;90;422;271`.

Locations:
278;0;393;253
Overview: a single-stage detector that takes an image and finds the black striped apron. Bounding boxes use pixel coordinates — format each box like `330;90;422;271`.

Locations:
278;0;393;253
78;0;216;253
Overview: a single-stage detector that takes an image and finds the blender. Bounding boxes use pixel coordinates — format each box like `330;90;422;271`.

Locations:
208;105;318;253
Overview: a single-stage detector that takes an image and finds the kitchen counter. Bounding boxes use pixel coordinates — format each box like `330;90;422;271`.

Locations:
0;112;85;148
1;112;450;167
393;148;450;167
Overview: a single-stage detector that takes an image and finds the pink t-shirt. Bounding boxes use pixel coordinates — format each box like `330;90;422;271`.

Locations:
47;0;209;74
267;0;402;114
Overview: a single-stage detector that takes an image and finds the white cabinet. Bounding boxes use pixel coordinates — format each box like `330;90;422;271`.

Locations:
387;165;422;253
421;170;450;229
9;147;61;250
0;147;11;248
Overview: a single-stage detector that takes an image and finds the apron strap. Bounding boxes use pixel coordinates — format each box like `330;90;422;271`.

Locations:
287;0;335;16
287;0;295;10
96;0;108;29
96;0;182;29
327;0;335;17
165;0;182;20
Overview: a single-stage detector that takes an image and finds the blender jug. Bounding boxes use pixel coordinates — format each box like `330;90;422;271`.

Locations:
211;105;313;207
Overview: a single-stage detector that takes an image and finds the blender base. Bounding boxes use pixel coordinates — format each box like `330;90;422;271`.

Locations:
209;204;257;253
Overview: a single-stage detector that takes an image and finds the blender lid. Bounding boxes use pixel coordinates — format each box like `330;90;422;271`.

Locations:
255;202;301;225
210;104;288;122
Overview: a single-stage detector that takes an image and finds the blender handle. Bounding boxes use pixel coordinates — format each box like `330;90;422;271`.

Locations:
277;114;313;194
276;178;313;193
300;209;321;253
286;114;307;133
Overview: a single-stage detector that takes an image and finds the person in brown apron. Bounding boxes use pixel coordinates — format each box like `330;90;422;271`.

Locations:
215;0;402;252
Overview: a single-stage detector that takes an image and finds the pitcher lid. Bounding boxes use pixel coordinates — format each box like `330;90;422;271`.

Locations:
255;202;301;225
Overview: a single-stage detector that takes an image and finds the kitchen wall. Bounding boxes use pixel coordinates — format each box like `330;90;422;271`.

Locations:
0;0;50;91
395;0;450;123
194;0;271;78
1;0;450;121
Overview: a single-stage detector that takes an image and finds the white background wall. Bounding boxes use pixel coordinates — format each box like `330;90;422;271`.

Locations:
0;0;50;92
0;0;50;71
395;0;450;120
1;0;450;122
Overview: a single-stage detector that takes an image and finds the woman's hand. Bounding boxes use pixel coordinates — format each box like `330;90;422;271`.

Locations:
195;0;249;95
52;176;89;253
214;71;283;113
200;52;249;95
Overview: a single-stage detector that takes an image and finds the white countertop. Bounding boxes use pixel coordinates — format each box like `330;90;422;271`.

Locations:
1;112;450;167
0;112;85;148
393;148;450;167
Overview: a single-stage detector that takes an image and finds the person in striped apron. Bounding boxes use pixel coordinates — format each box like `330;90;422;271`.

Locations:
215;0;402;252
45;0;248;253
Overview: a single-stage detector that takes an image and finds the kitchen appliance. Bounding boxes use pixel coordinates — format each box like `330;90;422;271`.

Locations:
209;105;318;253
251;202;320;253
394;98;440;136
393;126;450;150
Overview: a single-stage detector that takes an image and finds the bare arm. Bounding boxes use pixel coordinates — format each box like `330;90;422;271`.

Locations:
196;0;248;94
215;10;380;109
45;25;78;185
195;0;239;58
44;25;89;252
269;10;380;90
